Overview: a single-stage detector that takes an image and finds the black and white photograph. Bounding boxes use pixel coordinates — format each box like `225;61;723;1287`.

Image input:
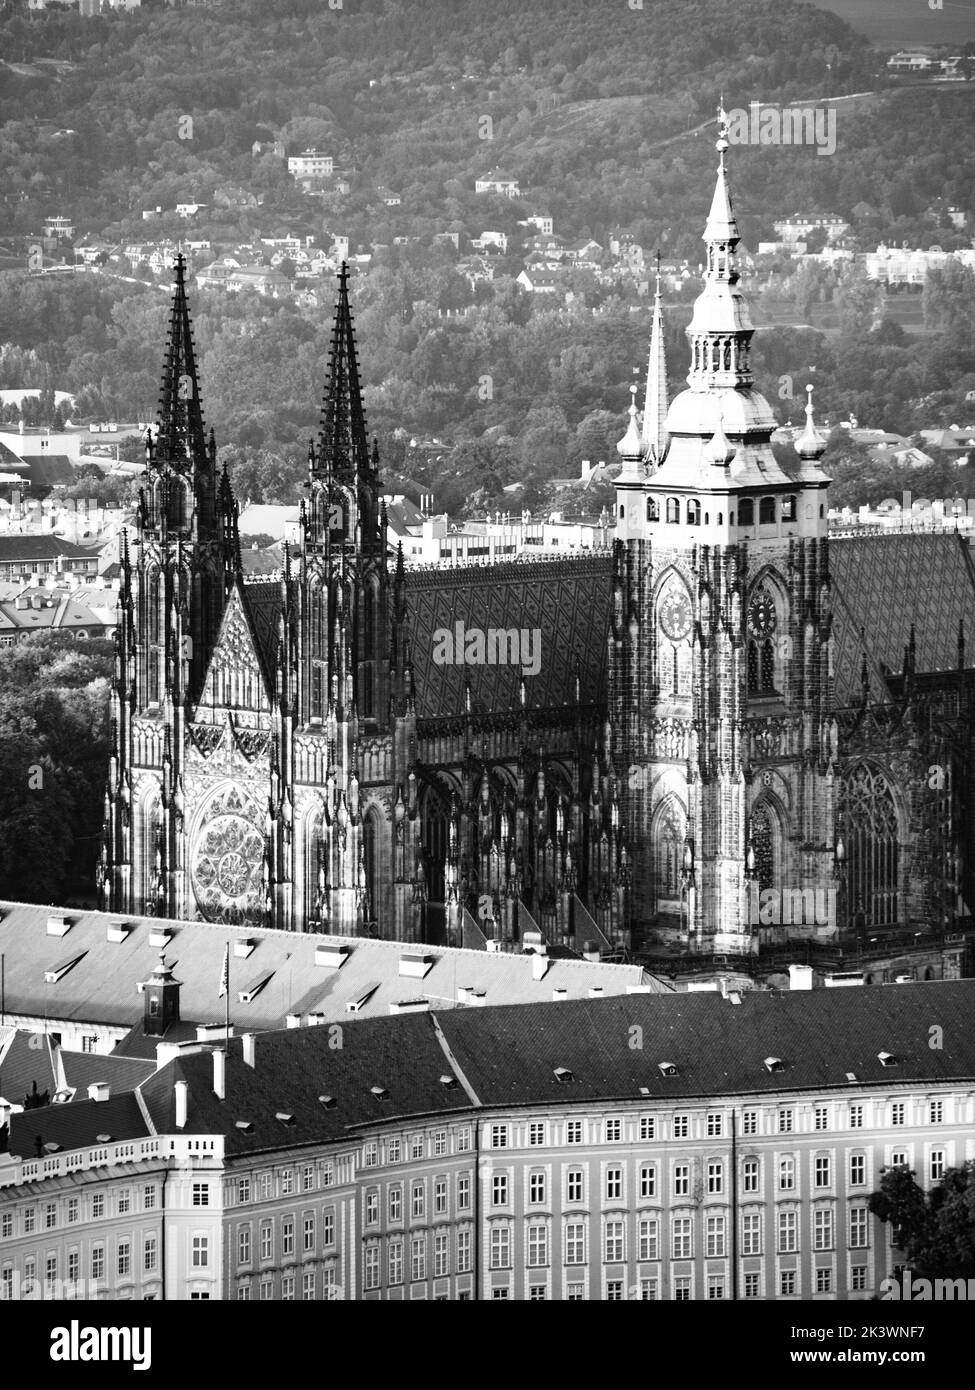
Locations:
0;0;973;1363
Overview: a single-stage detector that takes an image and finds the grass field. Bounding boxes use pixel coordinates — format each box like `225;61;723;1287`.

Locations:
805;0;975;47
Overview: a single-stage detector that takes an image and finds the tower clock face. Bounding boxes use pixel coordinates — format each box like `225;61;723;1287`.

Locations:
658;585;692;641
748;592;777;637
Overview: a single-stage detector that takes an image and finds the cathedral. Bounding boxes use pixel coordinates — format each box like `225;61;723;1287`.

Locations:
101;119;975;959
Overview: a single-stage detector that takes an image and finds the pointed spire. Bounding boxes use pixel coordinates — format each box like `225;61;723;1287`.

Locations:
154;253;207;470
642;257;669;466
704;105;741;248
616;385;643;472
795;384;827;461
703;412;736;467
313;262;369;484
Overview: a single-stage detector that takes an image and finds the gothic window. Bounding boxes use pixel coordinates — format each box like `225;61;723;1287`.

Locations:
653;801;684;900
686;499;701;526
759;496;776;524
647;497;659;522
839;765;900;927
748;803;776;893
782;495;796;522
739;499;754;527
190;787;265;926
362;812;379;925
666;497;680;523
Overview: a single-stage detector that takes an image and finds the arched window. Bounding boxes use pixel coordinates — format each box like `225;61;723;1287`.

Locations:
704;512;709;525
838;765;900;927
717;512;723;525
819;504;825;519
686;499;701;525
739;499;754;527
653;800;684;900
647;497;659;521
619;504;625;518
666;497;680;524
748;802;776;893
759;496;776;524
782;494;796;522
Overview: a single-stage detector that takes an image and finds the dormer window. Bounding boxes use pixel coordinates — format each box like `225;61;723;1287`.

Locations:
658;1061;678;1077
878;1051;899;1068
764;1056;785;1073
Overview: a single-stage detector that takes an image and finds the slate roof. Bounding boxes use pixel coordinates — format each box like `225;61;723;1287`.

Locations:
0;535;94;561
6;1093;150;1161
830;532;975;703
404;556;613;721
243;579;285;682
0;1029;57;1106
57;1049;155;1095
0;901;665;1039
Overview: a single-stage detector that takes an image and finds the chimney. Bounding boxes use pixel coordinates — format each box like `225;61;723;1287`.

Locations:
242;1034;256;1068
87;1082;110;1103
174;1079;188;1130
788;964;814;992
212;1049;226;1099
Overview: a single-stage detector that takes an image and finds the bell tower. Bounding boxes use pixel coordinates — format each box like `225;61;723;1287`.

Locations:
612;110;837;954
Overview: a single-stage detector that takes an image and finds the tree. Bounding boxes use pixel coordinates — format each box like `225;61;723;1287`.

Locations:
869;1162;975;1279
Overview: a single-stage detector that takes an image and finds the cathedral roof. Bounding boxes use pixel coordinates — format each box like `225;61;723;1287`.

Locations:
404;555;614;720
830;532;975;704
243;580;287;686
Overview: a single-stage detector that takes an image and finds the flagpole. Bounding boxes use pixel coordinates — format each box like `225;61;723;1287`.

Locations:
225;940;230;1054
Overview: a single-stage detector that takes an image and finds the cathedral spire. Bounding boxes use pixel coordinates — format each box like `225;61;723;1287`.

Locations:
153;253;208;470
642;259;669;466
313;262;370;485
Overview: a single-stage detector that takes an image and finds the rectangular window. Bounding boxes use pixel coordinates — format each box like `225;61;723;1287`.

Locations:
528;1173;546;1205
640;1116;655;1140
24;1207;36;1234
282;1170;294;1195
322;1209;335;1248
567;1169;583;1203
434;1179;447;1215
778;1210;797;1253
457;1228;472;1274
849;1153;866;1186
672;1217;692;1260
303;1214;315;1252
412;1181;426;1218
67;1251;79;1284
816;1268;832;1294
364;1245;380;1290
238;1227;251;1265
321;1163;333;1189
742;1212;761;1256
527;1222;548;1267
849;1206;869;1249
45;1203;57;1230
672;1114;689;1140
302;1164;315;1191
388;1240;404;1286
705;1214;725;1258
778;1108;793;1134
851;1266;867;1292
744;1272;760;1299
929;1150;946;1183
891;1102;905;1126
261;1222;273;1261
674;1277;691;1301
192;1236;208;1269
604;1219;624;1263
489;1225;511;1269
780;1270;796;1296
434;1130;447;1157
302;1271;315;1300
742;1110;758;1136
457;1127;472;1153
639;1278;658;1300
45;1255;57;1288
491;1175;507;1208
815;1155;831;1189
707;1275;725;1300
605;1118;622;1143
91;1246;104;1281
144;1186;157;1211
66;1198;79;1225
259;1173;272;1200
814;1208;834;1250
674;1164;690;1198
605;1167;622;1202
850;1104;863;1129
282;1275;294;1300
410;1136;424;1160
387;1138;402;1164
779;1157;795;1191
434;1231;449;1278
365;1193;378;1227
929;1099;944;1125
0;1214;11;1239
743;1158;759;1194
707;1161;723;1195
640;1165;656;1199
259;1279;272;1300
117;1241;131;1278
638;1217;658;1260
143;1237;157;1274
528;1285;546;1301
490;1125;508;1149
565;1222;586;1265
706;1113;723;1137
282;1219;294;1257
566;1284;585;1301
891;1150;908;1169
814;1106;829;1132
410;1236;426;1281
606;1279;624;1301
457;1175;471;1212
566;1120;583;1145
191;1183;209;1208
117;1191;131;1215
529;1122;545;1146
388;1187;402;1223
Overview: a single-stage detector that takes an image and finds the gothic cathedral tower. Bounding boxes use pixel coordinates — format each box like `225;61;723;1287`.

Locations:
611;113;838;954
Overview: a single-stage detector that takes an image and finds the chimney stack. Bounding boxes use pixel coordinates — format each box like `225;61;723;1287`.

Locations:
212;1049;226;1100
242;1034;256;1068
175;1079;188;1130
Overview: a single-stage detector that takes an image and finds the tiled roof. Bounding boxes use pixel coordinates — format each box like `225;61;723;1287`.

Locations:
6;1093;150;1161
0;535;94;560
57;1049;155;1095
0;901;665;1039
0;1029;57;1106
404;556;613;720
830;532;975;703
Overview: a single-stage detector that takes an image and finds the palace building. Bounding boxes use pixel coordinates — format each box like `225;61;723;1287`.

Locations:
101;115;975;957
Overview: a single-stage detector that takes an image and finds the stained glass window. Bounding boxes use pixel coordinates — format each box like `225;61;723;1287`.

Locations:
838;765;899;927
